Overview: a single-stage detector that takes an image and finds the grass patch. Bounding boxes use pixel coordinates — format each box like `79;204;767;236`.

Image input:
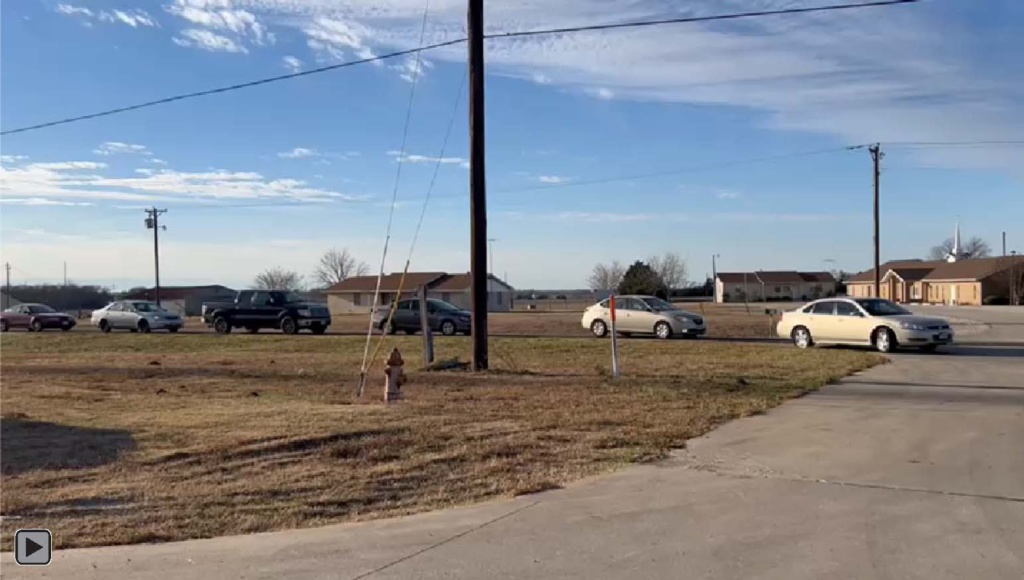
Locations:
0;333;881;548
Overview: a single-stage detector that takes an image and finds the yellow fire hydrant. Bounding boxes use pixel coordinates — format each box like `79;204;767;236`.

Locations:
384;348;406;403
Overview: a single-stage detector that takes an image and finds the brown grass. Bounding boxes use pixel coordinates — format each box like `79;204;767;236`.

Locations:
0;333;881;549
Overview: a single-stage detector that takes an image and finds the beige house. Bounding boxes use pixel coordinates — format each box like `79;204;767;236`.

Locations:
715;271;836;303
327;272;515;314
846;256;1024;305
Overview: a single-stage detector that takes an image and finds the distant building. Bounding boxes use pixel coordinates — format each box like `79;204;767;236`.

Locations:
0;291;23;309
846;256;1024;305
326;272;515;314
121;285;236;316
715;271;836;303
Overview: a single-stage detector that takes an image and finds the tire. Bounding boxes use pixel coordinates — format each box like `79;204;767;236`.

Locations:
246;327;259;334
138;319;151;334
590;319;608;338
874;327;897;353
311;325;327;335
654;321;672;340
403;329;416;335
791;326;813;349
61;327;72;332
99;319;112;333
280;316;298;335
30;318;44;332
1;319;9;332
440;320;457;336
213;316;232;334
380;320;396;335
168;327;179;333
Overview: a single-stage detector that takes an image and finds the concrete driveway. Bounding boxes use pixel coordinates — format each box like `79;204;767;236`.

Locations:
4;346;1023;579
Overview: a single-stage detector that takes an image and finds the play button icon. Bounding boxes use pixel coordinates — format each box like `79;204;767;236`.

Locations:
15;529;52;566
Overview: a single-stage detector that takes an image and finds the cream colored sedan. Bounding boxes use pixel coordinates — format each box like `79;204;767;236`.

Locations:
776;297;954;353
581;295;707;339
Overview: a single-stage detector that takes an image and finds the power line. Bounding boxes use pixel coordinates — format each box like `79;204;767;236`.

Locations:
488;0;918;40
1;0;918;136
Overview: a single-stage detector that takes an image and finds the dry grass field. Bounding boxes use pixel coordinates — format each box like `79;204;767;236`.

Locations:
0;332;880;549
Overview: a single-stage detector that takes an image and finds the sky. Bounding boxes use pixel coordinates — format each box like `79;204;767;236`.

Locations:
1;0;1022;291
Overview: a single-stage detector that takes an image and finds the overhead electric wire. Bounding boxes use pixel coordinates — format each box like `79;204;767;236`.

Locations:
2;0;918;136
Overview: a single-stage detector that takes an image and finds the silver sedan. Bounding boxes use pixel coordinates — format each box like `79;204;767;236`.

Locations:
91;301;184;333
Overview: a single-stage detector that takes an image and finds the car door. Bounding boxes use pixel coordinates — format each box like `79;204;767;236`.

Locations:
808;300;838;341
614;297;643;333
11;305;31;328
105;302;125;328
630;297;662;334
834;300;873;345
250;291;277;327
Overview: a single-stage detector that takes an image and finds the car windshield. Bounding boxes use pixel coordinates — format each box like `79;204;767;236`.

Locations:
430;300;462;312
280;292;305;304
855;298;911;316
27;305;57;314
641;297;677;312
132;302;164;313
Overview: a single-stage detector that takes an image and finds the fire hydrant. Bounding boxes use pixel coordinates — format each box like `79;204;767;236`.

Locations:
384;348;406;402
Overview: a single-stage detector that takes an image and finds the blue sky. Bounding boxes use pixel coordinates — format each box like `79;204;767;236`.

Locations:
1;0;1022;290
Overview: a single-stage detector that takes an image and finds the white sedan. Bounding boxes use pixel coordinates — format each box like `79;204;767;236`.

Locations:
92;300;184;333
776;297;954;353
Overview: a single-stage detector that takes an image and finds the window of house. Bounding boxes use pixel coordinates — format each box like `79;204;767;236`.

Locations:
352;293;361;306
442;292;451;303
495;292;503;304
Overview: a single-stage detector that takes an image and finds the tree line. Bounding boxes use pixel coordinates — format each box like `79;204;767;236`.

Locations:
587;252;697;298
252;247;370;291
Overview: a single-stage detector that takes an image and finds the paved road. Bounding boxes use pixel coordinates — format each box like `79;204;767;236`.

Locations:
5;341;1022;579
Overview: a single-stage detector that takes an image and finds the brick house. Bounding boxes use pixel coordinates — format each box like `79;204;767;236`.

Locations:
326;272;515;314
846;256;1024;305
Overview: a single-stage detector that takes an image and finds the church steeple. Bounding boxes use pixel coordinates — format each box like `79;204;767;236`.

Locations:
947;219;961;263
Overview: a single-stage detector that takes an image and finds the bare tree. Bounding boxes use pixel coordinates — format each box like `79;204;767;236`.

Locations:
648;252;688;290
254;267;305;291
587;261;626;291
928;236;992;261
312;247;369;288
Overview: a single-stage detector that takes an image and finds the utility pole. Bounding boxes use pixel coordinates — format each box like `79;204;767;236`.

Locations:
4;262;10;309
711;254;720;302
487;238;498;278
869;144;883;298
1003;231;1007;256
468;0;488;371
63;261;68;287
144;207;167;306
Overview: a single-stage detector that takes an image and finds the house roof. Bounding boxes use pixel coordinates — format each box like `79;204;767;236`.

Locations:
889;267;934;283
327;272;447;293
923;256;1024;281
122;285;235;300
716;271;834;284
847;260;944;283
431;273;514;292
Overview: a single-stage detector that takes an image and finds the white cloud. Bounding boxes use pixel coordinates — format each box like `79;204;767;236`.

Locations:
94;141;151;156
56;4;92;17
0;159;363;204
303;17;378;63
538;175;569;184
387;150;469;169
1;155;29;164
283;55;303;72
165;0;273;49
98;9;158;28
174;29;248;53
0;198;94;207
586;87;615;100
545;211;686;223
716;190;742;200
148;158;169;165
279;147;318;159
57;5;157;28
392;56;433;83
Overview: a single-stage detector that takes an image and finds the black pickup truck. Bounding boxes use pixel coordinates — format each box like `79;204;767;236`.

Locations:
201;290;331;335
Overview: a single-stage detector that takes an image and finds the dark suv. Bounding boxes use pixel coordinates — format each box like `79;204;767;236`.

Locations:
373;299;471;336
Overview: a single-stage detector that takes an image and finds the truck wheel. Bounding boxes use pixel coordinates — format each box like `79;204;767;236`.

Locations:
214;316;232;334
311;324;327;335
280;316;298;335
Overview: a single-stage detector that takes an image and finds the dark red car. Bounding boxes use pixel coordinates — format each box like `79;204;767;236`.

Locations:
1;303;77;332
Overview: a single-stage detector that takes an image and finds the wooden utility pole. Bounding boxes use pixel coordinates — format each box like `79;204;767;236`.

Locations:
145;208;167;306
4;262;10;309
468;0;488;370
869;144;883;298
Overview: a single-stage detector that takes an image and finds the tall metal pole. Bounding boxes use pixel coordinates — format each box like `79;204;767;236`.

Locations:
63;261;67;286
468;0;488;370
711;254;719;302
869;144;883;298
1002;231;1007;256
4;262;10;309
488;238;497;278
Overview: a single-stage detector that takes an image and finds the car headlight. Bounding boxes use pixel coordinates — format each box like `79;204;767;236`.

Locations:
899;321;926;331
674;316;692;324
297;308;311;317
